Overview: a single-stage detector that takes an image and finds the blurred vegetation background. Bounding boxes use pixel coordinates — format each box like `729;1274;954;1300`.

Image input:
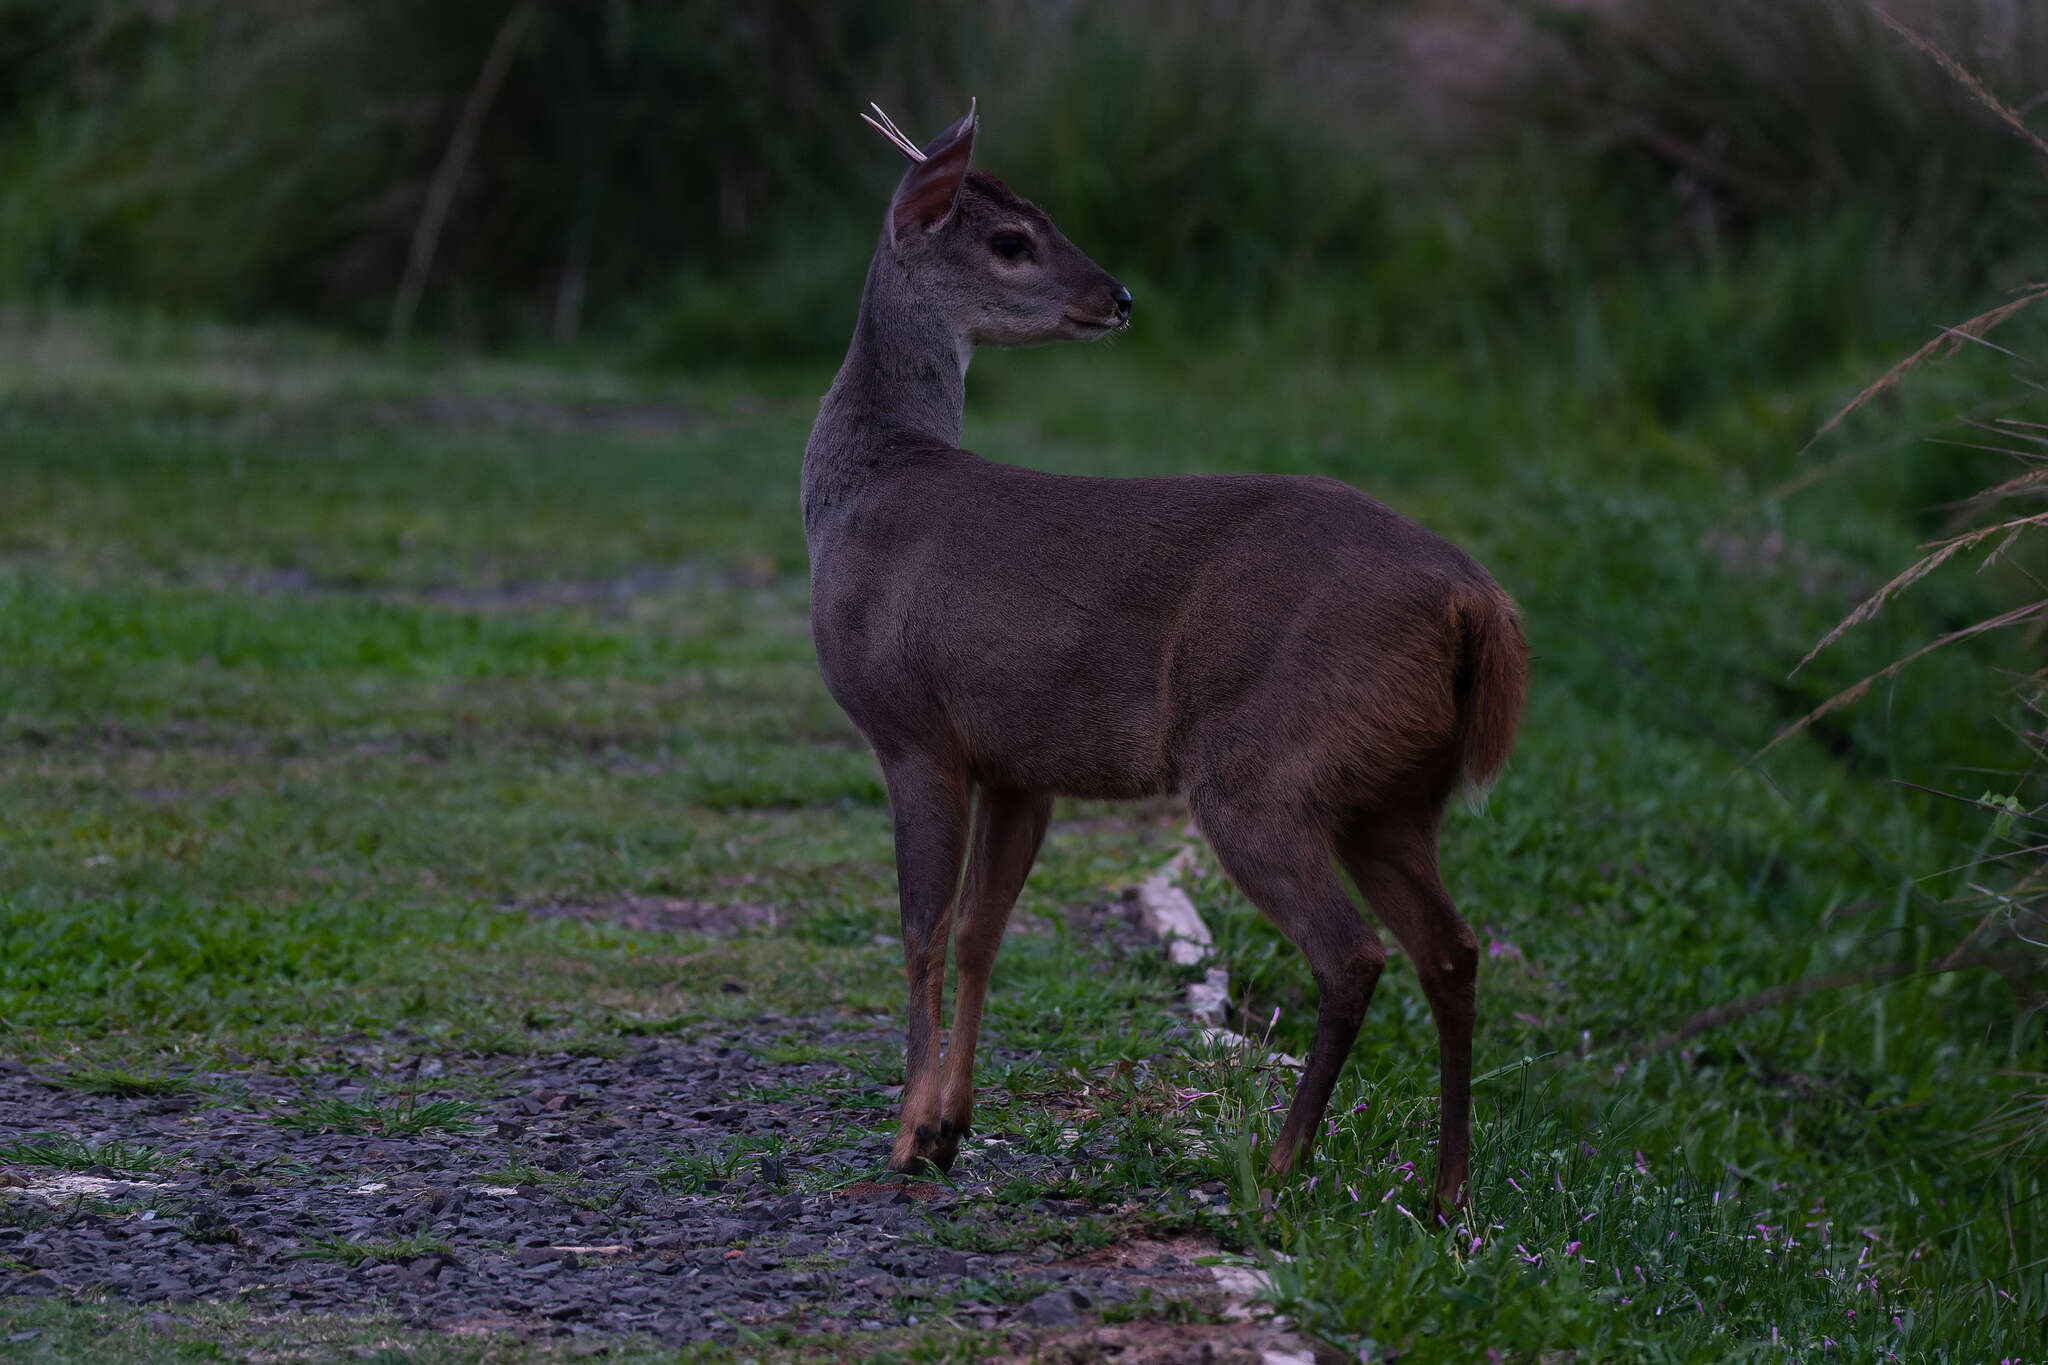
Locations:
0;0;2042;384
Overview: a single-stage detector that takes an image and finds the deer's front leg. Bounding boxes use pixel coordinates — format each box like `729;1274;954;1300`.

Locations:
879;753;971;1175
933;786;1051;1170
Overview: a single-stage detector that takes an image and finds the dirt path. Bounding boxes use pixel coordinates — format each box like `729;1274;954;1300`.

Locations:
0;1024;1292;1355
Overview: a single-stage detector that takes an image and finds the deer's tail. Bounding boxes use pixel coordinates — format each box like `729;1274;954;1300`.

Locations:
1450;582;1529;801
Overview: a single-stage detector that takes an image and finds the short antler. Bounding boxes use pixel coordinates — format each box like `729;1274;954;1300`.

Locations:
861;102;926;163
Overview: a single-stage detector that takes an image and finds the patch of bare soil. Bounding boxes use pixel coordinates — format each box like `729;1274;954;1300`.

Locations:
522;896;779;937
837;1180;946;1203
0;1021;1253;1353
1046;1232;1223;1275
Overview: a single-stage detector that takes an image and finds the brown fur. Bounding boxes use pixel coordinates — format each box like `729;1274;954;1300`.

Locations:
804;107;1529;1210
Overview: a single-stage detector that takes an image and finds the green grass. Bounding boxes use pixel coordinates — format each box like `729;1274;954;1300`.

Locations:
51;1065;196;1098
0;309;2041;1361
0;1135;174;1176
267;1091;479;1138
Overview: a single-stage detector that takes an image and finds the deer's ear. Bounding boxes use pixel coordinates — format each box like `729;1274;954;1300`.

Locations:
889;103;976;245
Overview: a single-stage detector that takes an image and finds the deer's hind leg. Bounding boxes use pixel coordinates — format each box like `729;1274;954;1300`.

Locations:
1337;815;1478;1213
1191;790;1386;1181
878;751;972;1175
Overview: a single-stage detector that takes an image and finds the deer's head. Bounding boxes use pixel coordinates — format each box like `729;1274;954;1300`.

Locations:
866;101;1130;349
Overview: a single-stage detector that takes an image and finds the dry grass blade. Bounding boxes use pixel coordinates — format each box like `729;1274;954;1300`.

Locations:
1867;4;2048;162
1794;512;2048;674
1982;524;2030;571
1768;598;2048;755
1805;286;2048;450
1793;534;1970;674
1797;9;2048;447
1952;466;2048;515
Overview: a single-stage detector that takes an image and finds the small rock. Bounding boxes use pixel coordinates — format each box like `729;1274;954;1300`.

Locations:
1022;1287;1088;1326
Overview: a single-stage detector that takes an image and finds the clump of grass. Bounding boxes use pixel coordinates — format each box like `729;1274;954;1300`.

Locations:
654;1133;788;1194
293;1231;450;1266
477;1154;580;1190
55;1065;197;1099
0;1134;174;1175
269;1089;477;1137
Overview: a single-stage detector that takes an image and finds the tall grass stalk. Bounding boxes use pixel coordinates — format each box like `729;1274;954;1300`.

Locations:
1774;5;2048;1177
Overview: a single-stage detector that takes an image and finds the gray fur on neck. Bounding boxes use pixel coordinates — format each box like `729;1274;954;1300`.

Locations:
803;242;969;526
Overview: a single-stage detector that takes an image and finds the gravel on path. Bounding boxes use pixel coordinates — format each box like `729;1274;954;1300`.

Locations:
0;1019;1256;1352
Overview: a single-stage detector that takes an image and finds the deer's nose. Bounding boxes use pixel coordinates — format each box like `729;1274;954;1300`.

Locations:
1113;284;1132;321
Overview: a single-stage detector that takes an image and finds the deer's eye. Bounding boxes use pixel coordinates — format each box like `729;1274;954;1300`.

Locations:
990;233;1030;261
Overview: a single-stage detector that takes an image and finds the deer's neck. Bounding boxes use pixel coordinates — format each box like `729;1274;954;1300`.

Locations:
805;251;969;521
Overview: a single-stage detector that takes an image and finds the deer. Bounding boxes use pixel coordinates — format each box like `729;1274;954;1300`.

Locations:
802;100;1529;1212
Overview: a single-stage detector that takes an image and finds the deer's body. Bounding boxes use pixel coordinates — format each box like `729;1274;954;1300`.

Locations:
807;104;1527;1210
809;447;1505;805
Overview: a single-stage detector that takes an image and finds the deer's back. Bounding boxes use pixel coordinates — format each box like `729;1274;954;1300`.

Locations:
807;442;1496;799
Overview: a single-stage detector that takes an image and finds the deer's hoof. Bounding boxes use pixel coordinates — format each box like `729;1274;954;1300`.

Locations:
888;1119;965;1175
